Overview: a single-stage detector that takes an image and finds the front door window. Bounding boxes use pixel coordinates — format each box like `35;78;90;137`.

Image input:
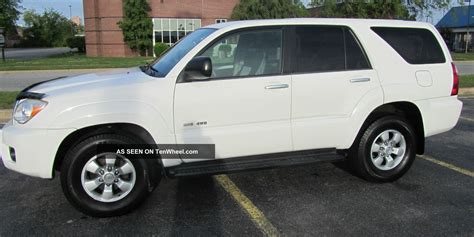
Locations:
200;29;283;79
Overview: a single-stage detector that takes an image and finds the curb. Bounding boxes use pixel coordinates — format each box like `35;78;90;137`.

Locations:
1;88;473;123
454;60;474;63
0;110;11;123
459;87;474;96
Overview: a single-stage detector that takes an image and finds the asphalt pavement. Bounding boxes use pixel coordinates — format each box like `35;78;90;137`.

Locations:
0;98;473;236
0;69;110;91
0;61;472;91
3;48;74;60
455;61;474;75
0;61;474;91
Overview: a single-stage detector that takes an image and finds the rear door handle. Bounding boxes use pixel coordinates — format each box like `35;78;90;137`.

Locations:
265;84;289;90
350;78;370;83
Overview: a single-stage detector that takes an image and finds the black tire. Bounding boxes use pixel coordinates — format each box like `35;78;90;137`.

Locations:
350;116;417;182
60;134;160;217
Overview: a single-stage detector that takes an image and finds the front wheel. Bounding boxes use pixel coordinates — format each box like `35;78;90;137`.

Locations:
60;134;160;217
350;116;417;182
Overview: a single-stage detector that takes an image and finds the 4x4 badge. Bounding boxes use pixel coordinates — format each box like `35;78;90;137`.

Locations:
183;121;207;127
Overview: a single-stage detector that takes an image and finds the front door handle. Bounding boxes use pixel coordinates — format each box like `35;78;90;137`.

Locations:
265;84;289;90
350;78;370;83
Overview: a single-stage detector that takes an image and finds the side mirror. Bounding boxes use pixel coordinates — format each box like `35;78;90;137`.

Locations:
184;56;212;81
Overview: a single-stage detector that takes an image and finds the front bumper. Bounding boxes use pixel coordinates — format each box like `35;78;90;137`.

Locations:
0;121;75;179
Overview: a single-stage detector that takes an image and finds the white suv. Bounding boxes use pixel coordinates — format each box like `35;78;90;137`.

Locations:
0;19;462;216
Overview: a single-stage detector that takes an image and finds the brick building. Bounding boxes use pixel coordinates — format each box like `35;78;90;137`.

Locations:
71;16;82;26
84;0;239;57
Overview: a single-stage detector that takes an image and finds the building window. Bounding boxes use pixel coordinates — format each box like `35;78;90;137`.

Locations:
215;19;227;24
153;18;201;47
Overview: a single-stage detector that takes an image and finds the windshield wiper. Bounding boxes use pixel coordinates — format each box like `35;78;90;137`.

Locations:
148;65;160;75
141;63;160;77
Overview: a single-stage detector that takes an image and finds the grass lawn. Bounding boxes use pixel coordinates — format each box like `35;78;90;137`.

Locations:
0;91;18;109
460;75;474;88
452;53;474;61
0;53;154;71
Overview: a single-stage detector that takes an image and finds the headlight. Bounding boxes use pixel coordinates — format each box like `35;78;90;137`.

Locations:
13;99;48;124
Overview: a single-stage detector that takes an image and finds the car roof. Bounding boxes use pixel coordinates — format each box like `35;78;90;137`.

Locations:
205;18;433;30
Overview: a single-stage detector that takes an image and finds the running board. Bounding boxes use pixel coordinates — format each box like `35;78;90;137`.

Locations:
166;148;345;178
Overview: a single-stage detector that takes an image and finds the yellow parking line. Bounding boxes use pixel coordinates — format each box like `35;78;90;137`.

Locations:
215;175;280;237
419;155;474;178
460;116;474;123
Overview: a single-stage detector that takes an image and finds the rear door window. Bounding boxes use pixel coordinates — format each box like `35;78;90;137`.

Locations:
371;27;446;64
344;28;371;70
294;26;345;73
292;26;371;74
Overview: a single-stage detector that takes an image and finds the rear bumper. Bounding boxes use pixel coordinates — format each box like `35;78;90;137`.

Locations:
0;121;74;179
415;96;463;137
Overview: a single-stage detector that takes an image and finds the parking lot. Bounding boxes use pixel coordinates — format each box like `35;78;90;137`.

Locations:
0;98;473;236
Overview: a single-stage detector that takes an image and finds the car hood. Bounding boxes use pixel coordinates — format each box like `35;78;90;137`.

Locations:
27;67;144;94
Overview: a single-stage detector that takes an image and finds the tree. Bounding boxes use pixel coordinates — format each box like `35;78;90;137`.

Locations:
21;9;75;47
0;0;22;37
231;0;308;20
118;0;153;56
311;0;454;20
405;0;451;21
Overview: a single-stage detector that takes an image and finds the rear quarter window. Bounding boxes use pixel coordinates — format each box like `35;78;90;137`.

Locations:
371;27;446;65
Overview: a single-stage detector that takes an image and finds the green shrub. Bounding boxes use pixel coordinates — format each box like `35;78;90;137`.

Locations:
154;43;169;57
66;36;86;53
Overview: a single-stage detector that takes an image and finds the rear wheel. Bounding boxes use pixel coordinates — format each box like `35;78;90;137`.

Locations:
350;116;417;182
60;134;160;217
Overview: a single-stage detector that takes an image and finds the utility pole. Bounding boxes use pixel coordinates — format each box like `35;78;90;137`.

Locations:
466;0;472;53
69;5;74;37
0;27;5;62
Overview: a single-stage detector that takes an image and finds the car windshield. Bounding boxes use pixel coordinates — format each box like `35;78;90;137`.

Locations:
150;28;217;77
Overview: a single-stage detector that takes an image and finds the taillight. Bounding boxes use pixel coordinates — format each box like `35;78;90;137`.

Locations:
451;62;459;96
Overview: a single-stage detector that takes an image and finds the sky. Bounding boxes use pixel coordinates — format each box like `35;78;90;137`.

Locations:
16;0;473;26
18;0;84;26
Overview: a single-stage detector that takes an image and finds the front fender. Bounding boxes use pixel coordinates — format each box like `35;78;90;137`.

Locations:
49;100;183;168
48;100;176;145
